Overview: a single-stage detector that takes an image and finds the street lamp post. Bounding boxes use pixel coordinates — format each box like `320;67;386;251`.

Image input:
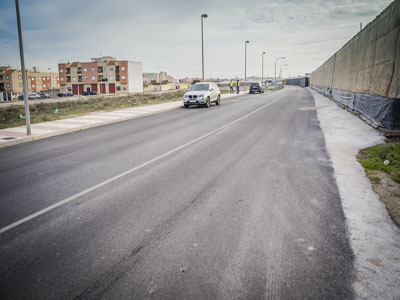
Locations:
15;0;31;135
274;56;285;85
48;67;53;98
262;51;266;84
280;64;288;79
245;41;249;92
201;14;208;81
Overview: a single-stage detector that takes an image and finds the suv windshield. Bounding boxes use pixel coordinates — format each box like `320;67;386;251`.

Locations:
251;83;260;87
190;84;209;91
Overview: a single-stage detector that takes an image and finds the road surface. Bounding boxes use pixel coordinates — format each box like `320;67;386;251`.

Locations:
0;86;354;299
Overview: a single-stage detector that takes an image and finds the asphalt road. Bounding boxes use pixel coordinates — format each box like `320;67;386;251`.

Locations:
0;86;354;299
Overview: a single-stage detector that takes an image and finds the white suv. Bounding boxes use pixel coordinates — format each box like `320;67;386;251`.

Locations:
183;82;221;108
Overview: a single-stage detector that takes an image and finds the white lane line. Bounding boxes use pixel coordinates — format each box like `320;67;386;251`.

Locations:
0;95;283;235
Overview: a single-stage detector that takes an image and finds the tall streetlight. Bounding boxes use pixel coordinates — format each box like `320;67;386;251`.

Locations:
262;51;266;84
274;56;285;85
245;41;249;92
48;67;53;98
15;0;31;135
201;14;208;81
280;64;288;79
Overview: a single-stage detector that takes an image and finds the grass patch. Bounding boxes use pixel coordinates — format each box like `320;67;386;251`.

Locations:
357;143;400;184
0;91;185;130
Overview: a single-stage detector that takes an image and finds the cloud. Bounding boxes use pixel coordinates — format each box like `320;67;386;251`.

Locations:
0;0;392;78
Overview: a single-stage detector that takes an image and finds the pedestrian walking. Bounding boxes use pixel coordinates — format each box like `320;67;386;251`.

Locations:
229;80;234;94
236;80;240;94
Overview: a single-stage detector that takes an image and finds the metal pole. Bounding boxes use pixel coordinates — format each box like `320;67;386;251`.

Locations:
245;41;249;93
274;57;285;85
201;14;208;81
262;51;265;84
48;67;52;98
201;16;204;81
245;42;247;91
15;0;31;135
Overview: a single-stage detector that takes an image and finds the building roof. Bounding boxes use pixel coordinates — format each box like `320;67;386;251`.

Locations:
70;62;78;67
4;69;16;75
107;60;115;66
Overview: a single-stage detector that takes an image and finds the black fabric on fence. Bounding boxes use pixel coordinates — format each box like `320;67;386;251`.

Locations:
311;85;400;130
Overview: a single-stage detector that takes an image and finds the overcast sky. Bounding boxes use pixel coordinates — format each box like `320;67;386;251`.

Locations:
0;0;392;79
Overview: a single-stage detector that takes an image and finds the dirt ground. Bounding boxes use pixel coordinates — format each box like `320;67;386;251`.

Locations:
368;169;400;227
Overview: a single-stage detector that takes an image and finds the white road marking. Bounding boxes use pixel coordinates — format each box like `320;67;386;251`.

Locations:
0;94;284;235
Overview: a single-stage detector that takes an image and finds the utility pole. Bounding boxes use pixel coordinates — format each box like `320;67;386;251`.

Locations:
15;0;31;135
274;56;285;85
262;51;266;84
201;14;208;81
245;41;249;92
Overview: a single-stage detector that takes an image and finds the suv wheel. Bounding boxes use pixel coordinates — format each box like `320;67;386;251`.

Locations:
184;104;189;108
216;95;221;105
205;97;210;108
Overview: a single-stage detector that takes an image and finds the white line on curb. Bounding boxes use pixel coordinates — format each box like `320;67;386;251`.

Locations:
0;94;284;235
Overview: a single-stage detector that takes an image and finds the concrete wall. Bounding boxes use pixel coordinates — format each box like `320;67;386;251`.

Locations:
128;61;143;93
311;0;400;98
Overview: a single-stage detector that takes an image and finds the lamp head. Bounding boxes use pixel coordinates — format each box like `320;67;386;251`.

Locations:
245;41;250;43
263;51;266;54
201;14;208;18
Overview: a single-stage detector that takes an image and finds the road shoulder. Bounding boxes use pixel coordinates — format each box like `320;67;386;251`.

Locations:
309;88;400;300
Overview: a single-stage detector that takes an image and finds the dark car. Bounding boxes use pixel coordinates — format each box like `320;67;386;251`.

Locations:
18;95;24;100
89;91;97;95
57;93;65;97
82;91;89;96
40;93;50;98
249;82;264;94
65;93;73;97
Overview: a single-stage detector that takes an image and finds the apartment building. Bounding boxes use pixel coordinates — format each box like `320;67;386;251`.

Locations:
58;56;143;95
0;66;60;95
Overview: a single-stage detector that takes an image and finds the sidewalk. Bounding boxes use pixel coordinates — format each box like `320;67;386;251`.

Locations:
0;92;245;148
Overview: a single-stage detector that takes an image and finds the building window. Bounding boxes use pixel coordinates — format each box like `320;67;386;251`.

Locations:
83;68;87;72
98;67;103;73
78;76;82;82
18;75;22;79
123;87;127;90
73;77;76;81
32;84;35;88
6;83;10;88
116;86;121;91
31;78;34;81
60;78;64;81
121;75;126;80
110;76;114;80
60;69;64;73
0;75;2;80
91;67;95;72
19;83;22;87
84;77;88;81
72;68;76;72
47;77;50;80
44;84;47;87
5;75;9;80
77;67;81;74
109;67;113;71
61;87;65;91
91;76;95;80
121;66;125;71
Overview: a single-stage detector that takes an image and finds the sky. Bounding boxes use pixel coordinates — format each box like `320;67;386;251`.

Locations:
0;0;392;79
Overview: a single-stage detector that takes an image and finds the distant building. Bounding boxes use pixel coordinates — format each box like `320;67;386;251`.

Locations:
58;56;143;95
0;66;59;95
143;71;174;84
